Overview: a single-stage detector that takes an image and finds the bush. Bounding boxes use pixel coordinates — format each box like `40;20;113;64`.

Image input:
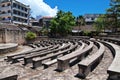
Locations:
25;32;37;40
83;31;91;36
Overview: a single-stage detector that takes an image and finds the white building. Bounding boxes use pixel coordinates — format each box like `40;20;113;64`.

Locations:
0;0;30;25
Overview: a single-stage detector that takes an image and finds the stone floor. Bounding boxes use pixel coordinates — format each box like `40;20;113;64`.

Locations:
0;45;113;80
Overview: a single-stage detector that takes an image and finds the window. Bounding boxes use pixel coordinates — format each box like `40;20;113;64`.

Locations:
13;10;17;14
18;12;20;15
25;20;27;23
25;14;27;17
21;13;24;16
7;3;11;6
13;17;17;21
18;18;20;21
2;17;5;20
8;17;11;20
21;7;24;10
18;5;20;9
1;11;5;14
2;4;5;7
25;8;27;12
91;18;94;20
13;3;16;7
8;10;11;13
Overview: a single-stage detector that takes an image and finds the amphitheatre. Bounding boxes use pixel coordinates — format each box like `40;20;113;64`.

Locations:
0;0;120;80
0;35;120;80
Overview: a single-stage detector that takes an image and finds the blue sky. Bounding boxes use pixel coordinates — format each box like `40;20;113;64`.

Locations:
19;0;110;17
44;0;110;16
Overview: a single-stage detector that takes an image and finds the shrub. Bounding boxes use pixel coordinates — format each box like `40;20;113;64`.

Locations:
25;32;37;40
83;31;91;36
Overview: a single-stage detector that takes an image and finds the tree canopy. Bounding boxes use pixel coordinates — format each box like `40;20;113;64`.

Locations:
50;10;75;37
106;0;120;32
94;15;107;32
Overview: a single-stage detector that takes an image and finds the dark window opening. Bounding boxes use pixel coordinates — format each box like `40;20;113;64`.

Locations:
13;17;18;21
8;10;11;13
2;4;5;7
13;3;16;7
7;3;11;6
91;18;94;20
21;7;24;10
18;18;20;21
8;17;11;20
13;10;17;14
2;17;5;20
25;8;27;12
25;14;27;17
18;5;20;9
1;11;6;14
18;12;20;15
25;20;27;23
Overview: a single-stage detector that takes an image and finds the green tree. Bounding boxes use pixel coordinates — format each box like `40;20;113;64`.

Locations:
107;0;120;32
94;15;107;32
50;10;75;37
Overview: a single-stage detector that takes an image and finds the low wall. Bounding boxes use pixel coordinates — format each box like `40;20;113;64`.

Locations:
0;43;18;54
0;28;27;45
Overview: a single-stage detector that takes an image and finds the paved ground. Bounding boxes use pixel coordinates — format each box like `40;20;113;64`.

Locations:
0;45;114;80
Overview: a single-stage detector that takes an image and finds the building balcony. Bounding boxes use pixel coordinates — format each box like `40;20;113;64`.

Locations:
0;20;11;23
0;13;11;17
1;0;11;3
12;7;29;14
0;6;11;11
13;14;28;19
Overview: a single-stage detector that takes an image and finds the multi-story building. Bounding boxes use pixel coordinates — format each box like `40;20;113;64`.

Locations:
84;14;101;24
39;16;53;28
0;0;30;25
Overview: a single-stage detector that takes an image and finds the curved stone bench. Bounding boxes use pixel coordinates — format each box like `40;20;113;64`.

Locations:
32;42;79;69
23;43;71;65
10;44;57;63
101;41;120;80
42;41;84;69
98;37;120;45
57;40;93;71
0;43;18;55
7;45;54;62
77;41;105;78
0;72;18;80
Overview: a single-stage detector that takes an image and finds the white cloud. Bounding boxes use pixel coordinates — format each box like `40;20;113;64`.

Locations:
19;0;58;17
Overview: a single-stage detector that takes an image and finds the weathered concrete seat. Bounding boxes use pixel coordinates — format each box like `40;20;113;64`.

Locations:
43;59;57;69
42;42;82;69
23;44;62;65
28;44;37;48
101;41;120;80
0;73;18;80
7;45;54;62
0;43;18;55
57;40;91;71
99;37;120;45
77;41;105;78
32;42;78;69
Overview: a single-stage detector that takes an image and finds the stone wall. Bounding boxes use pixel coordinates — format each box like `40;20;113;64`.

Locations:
0;28;27;44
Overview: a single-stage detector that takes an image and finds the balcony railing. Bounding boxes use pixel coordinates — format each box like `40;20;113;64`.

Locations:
0;6;11;10
13;14;28;19
0;13;11;17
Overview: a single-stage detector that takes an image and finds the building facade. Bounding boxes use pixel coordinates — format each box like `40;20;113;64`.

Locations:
84;14;101;24
39;16;53;28
0;0;30;25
